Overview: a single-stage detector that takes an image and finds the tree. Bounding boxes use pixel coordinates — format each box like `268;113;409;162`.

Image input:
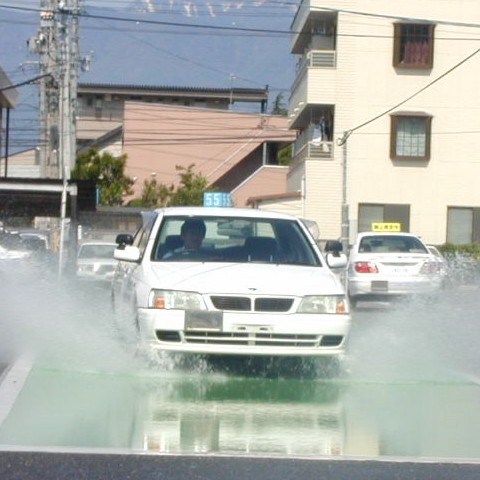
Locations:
170;164;209;206
277;144;293;166
72;147;134;206
270;93;288;115
130;163;211;207
130;178;173;208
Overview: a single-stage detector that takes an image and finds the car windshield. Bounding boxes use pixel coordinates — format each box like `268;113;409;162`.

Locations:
78;244;116;259
152;215;321;266
359;235;428;254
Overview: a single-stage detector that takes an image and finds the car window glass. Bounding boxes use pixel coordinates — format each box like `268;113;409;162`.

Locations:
152;215;321;266
359;235;427;253
78;244;116;258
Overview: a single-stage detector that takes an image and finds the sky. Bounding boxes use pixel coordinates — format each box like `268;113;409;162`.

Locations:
0;0;298;153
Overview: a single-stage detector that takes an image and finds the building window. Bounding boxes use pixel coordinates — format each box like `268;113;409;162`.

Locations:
390;113;432;160
358;204;410;233
393;23;435;69
447;207;480;244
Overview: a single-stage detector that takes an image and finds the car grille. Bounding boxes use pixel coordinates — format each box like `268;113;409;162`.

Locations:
180;332;343;348
210;296;294;312
155;330;344;349
184;331;320;347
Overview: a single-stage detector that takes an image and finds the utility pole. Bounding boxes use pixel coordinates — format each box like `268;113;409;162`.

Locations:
29;0;82;276
28;1;59;177
29;0;81;179
337;130;352;253
56;0;81;276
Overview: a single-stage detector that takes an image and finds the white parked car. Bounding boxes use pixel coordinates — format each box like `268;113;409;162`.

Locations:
112;207;351;362
76;241;118;283
0;244;31;261
347;232;443;307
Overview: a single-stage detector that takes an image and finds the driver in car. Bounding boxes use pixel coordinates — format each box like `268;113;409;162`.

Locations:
164;218;206;258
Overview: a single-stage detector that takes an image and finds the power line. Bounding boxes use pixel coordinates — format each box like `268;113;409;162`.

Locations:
337;46;480;145
2;3;480;37
0;73;53;92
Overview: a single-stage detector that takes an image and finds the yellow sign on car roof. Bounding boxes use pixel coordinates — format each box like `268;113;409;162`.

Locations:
371;222;401;232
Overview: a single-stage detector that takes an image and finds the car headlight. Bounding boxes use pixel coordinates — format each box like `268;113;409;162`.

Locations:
149;289;207;310
297;295;349;314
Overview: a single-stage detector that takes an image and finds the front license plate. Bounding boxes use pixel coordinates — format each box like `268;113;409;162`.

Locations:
371;280;388;292
185;311;223;331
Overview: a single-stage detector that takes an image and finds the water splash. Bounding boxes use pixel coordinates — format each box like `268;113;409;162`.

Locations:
345;286;480;384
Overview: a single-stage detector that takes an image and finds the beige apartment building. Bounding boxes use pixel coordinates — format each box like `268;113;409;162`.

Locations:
282;0;480;245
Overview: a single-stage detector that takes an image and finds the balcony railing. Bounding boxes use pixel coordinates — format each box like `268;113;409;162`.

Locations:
293;141;334;162
296;50;336;74
291;49;337;97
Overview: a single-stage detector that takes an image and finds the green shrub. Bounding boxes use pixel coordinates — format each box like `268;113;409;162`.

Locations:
438;243;480;259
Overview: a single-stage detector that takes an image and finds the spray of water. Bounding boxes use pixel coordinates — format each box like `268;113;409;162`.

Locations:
2;262;480;457
345;284;480;384
2;259;480;383
0;262;141;374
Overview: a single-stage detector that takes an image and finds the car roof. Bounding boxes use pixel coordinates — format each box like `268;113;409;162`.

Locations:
152;206;301;221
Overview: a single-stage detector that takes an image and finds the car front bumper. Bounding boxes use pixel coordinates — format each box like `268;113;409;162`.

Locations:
137;308;351;357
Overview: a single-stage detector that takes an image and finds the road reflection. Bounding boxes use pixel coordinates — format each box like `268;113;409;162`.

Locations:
2;364;480;460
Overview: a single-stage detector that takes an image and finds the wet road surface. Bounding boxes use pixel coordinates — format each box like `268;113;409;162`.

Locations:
1;272;480;478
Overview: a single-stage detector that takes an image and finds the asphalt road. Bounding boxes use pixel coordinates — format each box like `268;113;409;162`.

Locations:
2;450;480;480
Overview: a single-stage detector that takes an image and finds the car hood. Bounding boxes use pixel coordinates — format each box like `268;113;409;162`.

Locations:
147;262;344;296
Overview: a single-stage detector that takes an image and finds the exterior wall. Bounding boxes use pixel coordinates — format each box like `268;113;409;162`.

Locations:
122;103;295;203
289;0;480;245
255;198;303;218
232;166;289;207
77;118;122;142
304;159;343;241
0;149;41;178
4;165;41;178
76;86;268;146
98;139;123;158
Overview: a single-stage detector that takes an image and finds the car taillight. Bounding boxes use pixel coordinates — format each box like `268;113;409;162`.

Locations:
420;261;439;275
354;261;379;273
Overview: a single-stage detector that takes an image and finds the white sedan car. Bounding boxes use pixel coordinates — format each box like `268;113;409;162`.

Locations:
347;232;443;307
112;207;351;361
76;241;118;283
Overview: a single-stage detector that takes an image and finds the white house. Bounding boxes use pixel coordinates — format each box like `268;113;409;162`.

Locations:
281;0;480;245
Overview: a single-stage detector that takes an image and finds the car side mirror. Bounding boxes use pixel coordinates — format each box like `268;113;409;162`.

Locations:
326;252;347;269
324;240;343;256
114;245;141;262
116;233;134;248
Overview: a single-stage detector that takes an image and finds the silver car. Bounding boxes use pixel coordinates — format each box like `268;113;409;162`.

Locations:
347;232;443;307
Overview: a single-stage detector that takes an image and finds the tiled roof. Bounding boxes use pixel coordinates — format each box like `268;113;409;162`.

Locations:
78;82;268;96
